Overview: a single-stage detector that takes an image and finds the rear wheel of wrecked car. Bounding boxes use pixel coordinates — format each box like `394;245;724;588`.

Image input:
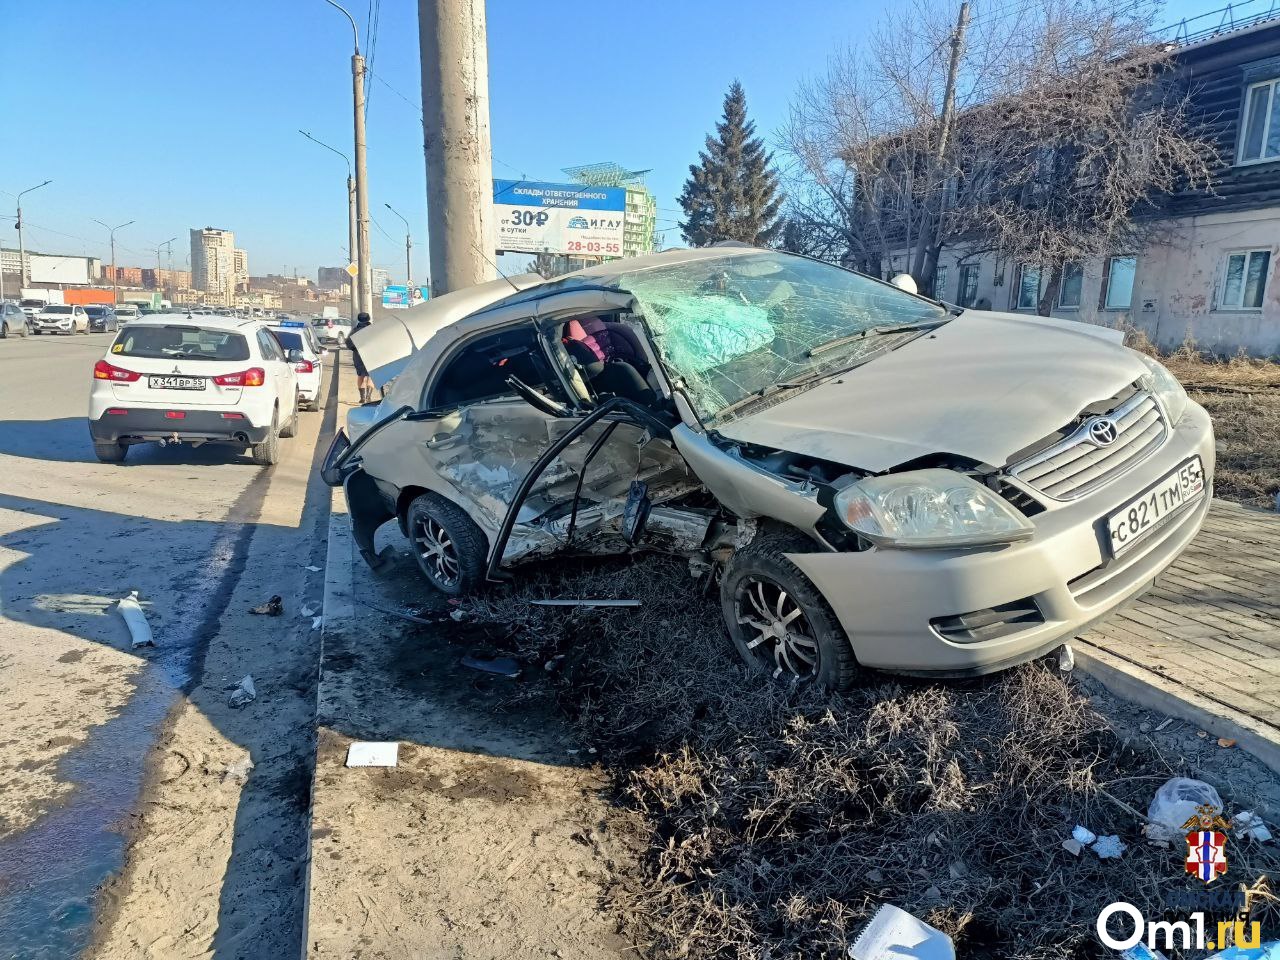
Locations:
721;534;859;691
406;493;487;597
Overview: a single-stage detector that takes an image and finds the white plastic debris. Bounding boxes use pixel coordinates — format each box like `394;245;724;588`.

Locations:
300;602;319;617
311;616;323;631
223;754;254;782
1057;644;1075;672
346;741;399;767
1062;838;1084;856
117;590;154;649
227;675;256;708
449;609;466;621
1091;835;1127;859
1146;777;1224;842
850;903;955;960
305;565;321;572
1233;811;1273;843
1072;825;1097;846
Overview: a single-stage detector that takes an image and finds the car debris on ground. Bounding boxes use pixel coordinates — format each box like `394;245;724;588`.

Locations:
850;903;954;960
227;675;256;708
117;590;154;648
345;742;399;768
249;595;283;616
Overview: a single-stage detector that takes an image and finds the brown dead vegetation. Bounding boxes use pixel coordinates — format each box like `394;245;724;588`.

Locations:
458;558;1280;959
1125;330;1280;510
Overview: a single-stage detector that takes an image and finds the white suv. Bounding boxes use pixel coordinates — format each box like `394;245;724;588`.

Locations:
88;314;300;465
34;304;89;335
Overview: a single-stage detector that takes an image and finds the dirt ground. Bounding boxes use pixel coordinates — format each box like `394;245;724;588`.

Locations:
306;532;633;959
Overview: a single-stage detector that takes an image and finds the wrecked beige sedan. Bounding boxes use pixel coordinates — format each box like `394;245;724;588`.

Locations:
323;246;1214;689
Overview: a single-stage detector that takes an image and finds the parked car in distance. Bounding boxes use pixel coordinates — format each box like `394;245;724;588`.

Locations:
1;301;30;337
113;304;142;323
33;303;90;335
85;304;120;333
19;298;47;322
311;315;352;346
88;315;300;465
268;319;327;411
324;246;1214;690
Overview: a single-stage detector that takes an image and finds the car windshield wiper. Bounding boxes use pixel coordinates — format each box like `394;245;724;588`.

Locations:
806;317;951;358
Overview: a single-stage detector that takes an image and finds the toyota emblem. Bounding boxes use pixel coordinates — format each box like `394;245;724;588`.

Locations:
1087;417;1119;447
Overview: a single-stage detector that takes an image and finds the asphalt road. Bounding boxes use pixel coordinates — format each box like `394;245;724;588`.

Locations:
0;330;335;957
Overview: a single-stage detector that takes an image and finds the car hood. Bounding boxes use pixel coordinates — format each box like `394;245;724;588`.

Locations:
713;311;1141;472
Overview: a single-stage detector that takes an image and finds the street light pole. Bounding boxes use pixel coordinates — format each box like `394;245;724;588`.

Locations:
93;219;135;302
384;202;412;289
299;129;358;321
16;180;52;288
323;0;372;318
155;236;177;301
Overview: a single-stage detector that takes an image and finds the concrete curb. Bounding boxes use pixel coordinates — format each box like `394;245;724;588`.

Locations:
1075;641;1280;777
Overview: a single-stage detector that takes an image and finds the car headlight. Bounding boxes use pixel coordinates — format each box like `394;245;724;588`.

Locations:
1135;353;1188;425
834;469;1034;549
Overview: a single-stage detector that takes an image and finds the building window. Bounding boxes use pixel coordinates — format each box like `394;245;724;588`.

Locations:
957;263;979;307
1239;78;1280;164
1103;256;1137;309
1218;249;1271;309
933;264;949;301
1013;264;1041;310
1058;263;1084;308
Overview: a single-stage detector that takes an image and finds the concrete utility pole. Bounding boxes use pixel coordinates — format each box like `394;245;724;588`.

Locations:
418;0;496;295
94;219;135;302
324;0;373;317
16;180;52;288
384;202;413;289
299;129;359;320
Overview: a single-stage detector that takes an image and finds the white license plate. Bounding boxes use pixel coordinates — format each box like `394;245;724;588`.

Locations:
1106;457;1205;556
148;375;206;391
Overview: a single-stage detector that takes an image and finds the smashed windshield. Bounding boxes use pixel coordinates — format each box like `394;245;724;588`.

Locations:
620;252;948;423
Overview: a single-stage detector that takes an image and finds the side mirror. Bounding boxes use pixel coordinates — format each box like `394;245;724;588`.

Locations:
285;348;304;362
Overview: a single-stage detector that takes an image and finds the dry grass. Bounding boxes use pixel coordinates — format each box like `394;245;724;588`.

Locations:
458;558;1280;959
1123;330;1280;510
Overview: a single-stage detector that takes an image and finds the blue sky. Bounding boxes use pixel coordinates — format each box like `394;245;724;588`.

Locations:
4;0;1218;284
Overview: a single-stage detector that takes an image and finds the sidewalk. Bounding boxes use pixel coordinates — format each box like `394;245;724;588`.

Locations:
304;362;628;959
1077;499;1280;771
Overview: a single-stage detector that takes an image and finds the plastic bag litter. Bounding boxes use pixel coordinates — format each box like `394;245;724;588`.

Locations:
117;590;154;648
1091;835;1126;859
1072;825;1097;845
1233;811;1273;843
227;675;256;708
1147;778;1224;842
849;903;954;960
223;754;254;782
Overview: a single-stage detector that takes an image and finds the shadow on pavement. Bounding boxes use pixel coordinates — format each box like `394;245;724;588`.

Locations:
0;417;259;466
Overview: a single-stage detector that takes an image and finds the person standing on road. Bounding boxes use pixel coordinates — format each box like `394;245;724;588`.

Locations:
350;312;376;404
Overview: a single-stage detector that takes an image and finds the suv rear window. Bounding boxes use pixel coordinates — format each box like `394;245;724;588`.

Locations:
269;330;305;353
112;325;251;361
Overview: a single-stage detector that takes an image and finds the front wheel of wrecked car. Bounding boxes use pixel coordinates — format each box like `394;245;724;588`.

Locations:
406;493;488;597
721;534;860;691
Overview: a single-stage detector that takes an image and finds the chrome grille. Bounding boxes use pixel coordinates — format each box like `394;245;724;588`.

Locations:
1006;391;1166;500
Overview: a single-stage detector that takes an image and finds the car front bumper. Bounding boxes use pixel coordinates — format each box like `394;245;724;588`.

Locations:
89;409;272;445
786;401;1216;675
35;321;72;332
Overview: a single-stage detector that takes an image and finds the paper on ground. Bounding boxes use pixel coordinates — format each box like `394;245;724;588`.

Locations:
346;742;399;767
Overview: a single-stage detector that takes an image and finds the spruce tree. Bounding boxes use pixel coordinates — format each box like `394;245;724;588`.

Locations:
679;81;783;247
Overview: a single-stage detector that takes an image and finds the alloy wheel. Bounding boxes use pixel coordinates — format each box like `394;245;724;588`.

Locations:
734;575;820;679
413;515;460;586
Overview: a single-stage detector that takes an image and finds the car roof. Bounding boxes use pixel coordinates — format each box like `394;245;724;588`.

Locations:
118;312;269;331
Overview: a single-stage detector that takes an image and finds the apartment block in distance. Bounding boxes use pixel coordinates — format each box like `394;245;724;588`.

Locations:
191;227;236;306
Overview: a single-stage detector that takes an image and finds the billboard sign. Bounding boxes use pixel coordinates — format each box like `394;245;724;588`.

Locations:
30;254;91;286
493;179;626;257
381;284;430;309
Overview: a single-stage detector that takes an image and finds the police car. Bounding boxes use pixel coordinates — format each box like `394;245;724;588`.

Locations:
268;319;327;411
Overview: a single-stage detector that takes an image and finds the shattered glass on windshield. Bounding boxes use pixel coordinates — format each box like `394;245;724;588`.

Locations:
620;253;948;423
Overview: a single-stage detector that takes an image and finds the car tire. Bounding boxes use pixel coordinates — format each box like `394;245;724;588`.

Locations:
406;492;488;597
279;395;299;438
251;409;281;465
720;531;861;691
93;440;128;464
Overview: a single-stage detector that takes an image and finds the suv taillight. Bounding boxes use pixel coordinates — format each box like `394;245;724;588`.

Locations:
294;360;314;373
213;367;266;387
94;360;141;382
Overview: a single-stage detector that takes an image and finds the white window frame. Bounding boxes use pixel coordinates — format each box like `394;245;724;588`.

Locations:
1216;249;1272;311
1057;263;1084;309
1012;263;1041;311
1237;78;1280;166
1103;255;1138;310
